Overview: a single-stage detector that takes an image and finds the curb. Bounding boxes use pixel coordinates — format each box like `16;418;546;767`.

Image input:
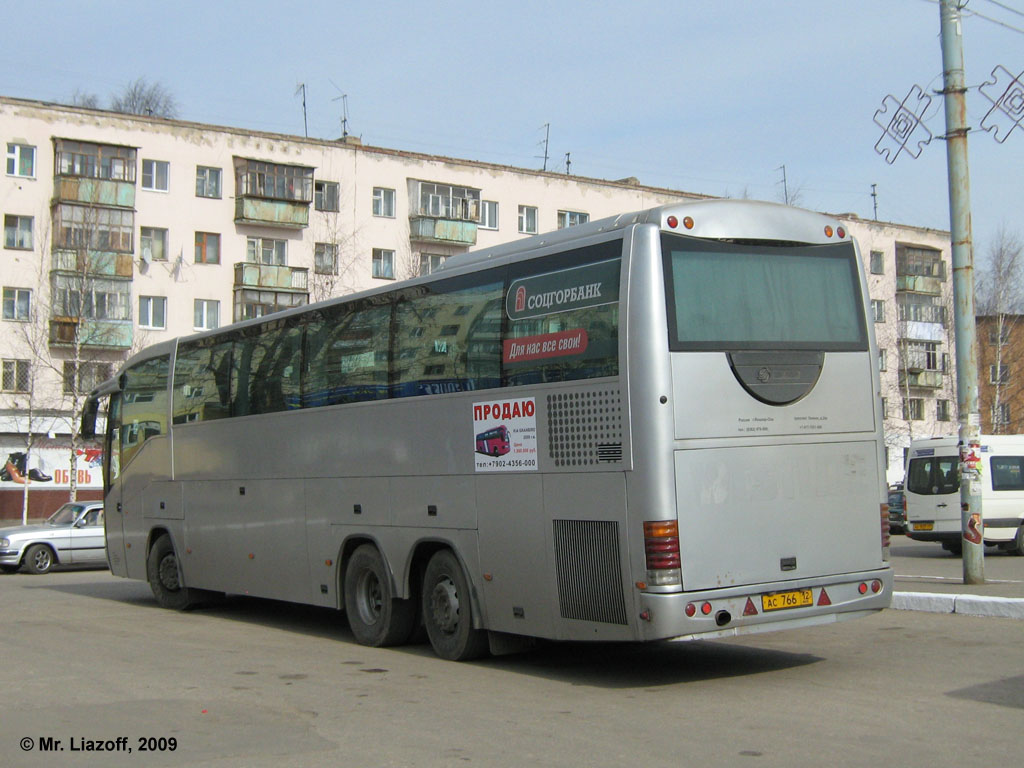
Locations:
892;591;1024;619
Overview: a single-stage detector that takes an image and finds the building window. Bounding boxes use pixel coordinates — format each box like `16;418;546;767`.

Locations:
993;402;1011;427
879;348;887;372
904;398;924;421
235;159;313;203
557;210;589;229
896;244;944;279
139;296;167;329
194;299;219;331
372;248;395;280
870;250;884;275
480;200;499;230
315;242;339;275
990;364;1010;384
420;253;446;275
140;227;168;262
897;294;946;325
518;205;538;234
246;237;287;265
4;215;32;250
1;359;30;392
53;203;134;253
937;399;950;422
195;166;222;198
6;143;35;177
56;140;135;181
871;299;885;323
141;159;169;191
373;187;396;217
195;232;221;264
2;287;31;321
315;181;340;212
413;181;480;220
880;397;888;419
989;325;1010;345
51;277;130;321
62;361;112;395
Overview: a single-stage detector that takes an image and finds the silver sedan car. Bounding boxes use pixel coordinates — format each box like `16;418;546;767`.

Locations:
0;501;106;574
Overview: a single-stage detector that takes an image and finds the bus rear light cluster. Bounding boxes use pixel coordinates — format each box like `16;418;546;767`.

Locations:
858;580;883;595
823;225;847;239
644;520;682;587
665;215;694;230
881;504;891;550
685;601;713;617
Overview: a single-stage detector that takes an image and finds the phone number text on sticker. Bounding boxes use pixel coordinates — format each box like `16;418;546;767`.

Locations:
473;397;538;472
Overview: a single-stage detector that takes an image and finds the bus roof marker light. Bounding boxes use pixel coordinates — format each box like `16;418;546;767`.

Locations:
666;215;679;229
837;226;846;239
683;216;695;230
824;225;834;238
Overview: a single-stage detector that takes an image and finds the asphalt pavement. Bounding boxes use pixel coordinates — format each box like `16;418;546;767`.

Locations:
890;535;1024;619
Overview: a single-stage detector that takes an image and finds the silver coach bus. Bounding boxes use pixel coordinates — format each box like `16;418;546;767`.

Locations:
83;199;892;661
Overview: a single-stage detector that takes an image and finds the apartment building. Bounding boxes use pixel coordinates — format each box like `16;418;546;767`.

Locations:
977;313;1024;434
1;94;952;513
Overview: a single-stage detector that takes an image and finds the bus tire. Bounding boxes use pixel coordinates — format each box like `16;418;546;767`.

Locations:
147;535;197;610
343;544;416;647
24;544;55;574
421;549;488;661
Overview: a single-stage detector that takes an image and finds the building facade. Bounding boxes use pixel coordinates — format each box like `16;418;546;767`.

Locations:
1;95;952;514
977;313;1024;434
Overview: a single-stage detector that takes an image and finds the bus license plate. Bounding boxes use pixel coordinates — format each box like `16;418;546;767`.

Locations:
761;589;813;612
913;522;934;531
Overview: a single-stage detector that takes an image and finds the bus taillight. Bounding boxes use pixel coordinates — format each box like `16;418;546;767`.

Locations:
644;520;682;587
881;503;891;552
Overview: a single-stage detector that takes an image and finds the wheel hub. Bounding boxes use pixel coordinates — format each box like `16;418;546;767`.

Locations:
357;572;383;624
158;554;180;591
430;578;460;634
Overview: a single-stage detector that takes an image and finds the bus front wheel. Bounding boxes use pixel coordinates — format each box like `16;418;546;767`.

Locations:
343;544;416;647
146;535;197;610
421;550;488;661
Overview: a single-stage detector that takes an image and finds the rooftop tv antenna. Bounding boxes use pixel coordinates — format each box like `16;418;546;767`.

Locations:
330;80;350;139
295;83;308;138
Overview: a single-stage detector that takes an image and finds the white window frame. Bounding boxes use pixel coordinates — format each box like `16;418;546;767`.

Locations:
315;181;340;212
2;287;31;321
138;295;167;329
140;226;169;262
419;253;446;275
990;364;1010;384
193;299;220;331
195;166;222;198
141;159;169;192
6;143;35;178
871;300;885;323
557;210;589;229
246;237;287;265
480;200;499;230
315;242;339;275
518;205;538;234
993;402;1011;427
373;187;396;217
4;215;33;250
372;248;395;280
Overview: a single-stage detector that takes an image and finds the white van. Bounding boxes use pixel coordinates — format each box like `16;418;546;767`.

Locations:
904;435;1024;555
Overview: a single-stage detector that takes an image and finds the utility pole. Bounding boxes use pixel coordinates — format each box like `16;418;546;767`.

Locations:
939;0;984;583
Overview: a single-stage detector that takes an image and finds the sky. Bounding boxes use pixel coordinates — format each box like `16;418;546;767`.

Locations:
2;0;1021;261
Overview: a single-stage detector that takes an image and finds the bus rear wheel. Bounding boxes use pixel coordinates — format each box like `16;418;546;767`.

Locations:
421;550;488;661
343;544;416;647
146;535;197;610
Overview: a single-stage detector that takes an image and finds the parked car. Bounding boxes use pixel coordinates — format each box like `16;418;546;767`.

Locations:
0;501;106;574
887;489;906;535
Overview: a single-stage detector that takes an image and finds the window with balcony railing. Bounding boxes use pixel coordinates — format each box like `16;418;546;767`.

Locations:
413;181;480;221
896;244;945;279
54;139;136;182
235;159;313;203
902;340;941;371
53;203;134;253
897;295;947;325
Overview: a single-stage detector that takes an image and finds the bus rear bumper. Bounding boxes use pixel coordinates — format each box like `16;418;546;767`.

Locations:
637;567;892;642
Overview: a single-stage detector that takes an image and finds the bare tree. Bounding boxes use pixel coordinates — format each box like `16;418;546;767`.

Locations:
69;89;101;109
976;226;1024;433
109;78;178;118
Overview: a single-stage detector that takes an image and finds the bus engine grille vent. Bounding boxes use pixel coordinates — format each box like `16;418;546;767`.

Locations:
546;389;623;467
552;519;628;625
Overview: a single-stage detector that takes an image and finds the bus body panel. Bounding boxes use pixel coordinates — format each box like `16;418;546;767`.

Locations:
671;352;876;440
905;435;1024;545
674;440;883;591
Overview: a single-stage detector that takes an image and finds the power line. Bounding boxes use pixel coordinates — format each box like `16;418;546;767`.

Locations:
977;0;1024;20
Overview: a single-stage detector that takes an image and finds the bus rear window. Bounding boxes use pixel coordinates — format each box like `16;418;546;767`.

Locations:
662;235;867;351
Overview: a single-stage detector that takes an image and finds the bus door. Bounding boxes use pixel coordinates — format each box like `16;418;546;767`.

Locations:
103;391;128;576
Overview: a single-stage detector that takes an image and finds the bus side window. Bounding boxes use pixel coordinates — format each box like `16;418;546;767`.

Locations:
106;393;121;485
120;355;170;468
172;338;234;424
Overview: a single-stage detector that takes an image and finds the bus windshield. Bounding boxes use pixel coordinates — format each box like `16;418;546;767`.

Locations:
662;234;867;351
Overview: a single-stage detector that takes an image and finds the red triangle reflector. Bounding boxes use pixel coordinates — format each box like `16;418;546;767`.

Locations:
743;598;758;616
817;588;832;606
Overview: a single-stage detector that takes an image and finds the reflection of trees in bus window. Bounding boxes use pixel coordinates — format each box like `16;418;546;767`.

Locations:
241;318;304;415
305;301;390;406
392;277;502;397
172;338;234;424
121;355;169;467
